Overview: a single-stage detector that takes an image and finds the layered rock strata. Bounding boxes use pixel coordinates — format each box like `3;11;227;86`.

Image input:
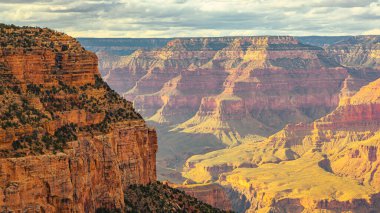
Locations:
0;24;157;212
107;37;348;141
101;36;353;185
171;183;233;211
183;77;380;212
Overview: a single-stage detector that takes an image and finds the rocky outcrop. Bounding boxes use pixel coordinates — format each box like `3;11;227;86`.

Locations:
99;36;354;184
86;35;380;212
108;37;348;139
77;38;171;76
183;76;380;212
124;181;227;212
0;124;157;212
0;24;157;212
325;35;380;71
171;183;232;211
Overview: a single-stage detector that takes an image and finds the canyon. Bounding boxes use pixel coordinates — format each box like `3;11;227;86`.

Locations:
183;76;380;212
88;35;380;212
0;24;222;213
0;25;157;212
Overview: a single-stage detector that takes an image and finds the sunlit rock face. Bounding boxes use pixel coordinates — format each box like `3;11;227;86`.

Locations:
170;183;233;211
325;36;380;71
103;36;351;145
0;24;157;212
90;35;380;212
183;77;380;212
77;38;171;76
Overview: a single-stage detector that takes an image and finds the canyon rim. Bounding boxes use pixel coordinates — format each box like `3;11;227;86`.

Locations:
1;0;380;212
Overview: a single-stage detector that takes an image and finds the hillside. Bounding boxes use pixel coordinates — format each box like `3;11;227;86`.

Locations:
183;77;380;212
96;36;353;183
85;35;380;212
0;24;226;213
326;35;380;71
77;38;171;76
124;181;229;212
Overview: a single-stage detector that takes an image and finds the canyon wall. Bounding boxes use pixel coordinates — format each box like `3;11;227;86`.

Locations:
0;25;157;212
325;35;380;71
77;38;170;76
98;36;354;184
171;183;232;211
87;35;380;212
183;74;380;213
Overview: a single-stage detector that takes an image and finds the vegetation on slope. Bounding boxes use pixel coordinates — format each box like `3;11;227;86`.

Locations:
124;181;229;213
0;24;143;157
95;181;230;213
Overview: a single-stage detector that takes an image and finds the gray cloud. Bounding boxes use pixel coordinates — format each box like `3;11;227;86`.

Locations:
0;0;379;37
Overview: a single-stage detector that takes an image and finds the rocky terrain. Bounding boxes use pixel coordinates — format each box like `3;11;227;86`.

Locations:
124;181;229;212
326;36;380;71
0;24;158;212
184;75;380;212
97;36;363;183
169;183;233;211
88;35;380;212
77;38;170;76
0;24;224;213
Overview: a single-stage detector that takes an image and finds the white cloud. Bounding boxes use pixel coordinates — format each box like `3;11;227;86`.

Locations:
0;0;379;37
363;28;380;34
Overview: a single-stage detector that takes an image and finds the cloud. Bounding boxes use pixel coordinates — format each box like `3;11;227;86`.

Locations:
364;28;380;34
0;0;379;37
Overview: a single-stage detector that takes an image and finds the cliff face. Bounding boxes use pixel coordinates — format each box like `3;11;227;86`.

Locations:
325;36;380;71
124;181;228;212
77;38;171;76
85;35;380;212
170;183;232;211
107;37;348;141
183;77;380;212
0;25;157;212
99;36;355;185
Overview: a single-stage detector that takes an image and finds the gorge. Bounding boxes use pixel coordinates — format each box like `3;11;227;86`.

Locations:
0;24;222;212
83;35;380;212
0;23;378;212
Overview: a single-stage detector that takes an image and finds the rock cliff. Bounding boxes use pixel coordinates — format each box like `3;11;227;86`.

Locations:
170;183;233;211
101;36;354;184
183;76;380;212
325;35;380;71
77;38;171;76
108;36;348;139
0;24;157;212
124;181;229;212
85;35;380;212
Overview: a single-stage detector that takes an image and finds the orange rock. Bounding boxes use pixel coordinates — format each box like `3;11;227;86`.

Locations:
171;183;232;211
0;25;158;212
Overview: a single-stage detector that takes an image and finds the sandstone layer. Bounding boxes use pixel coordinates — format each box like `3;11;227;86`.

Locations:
109;36;348;137
325;35;380;71
87;35;380;212
170;183;232;211
0;24;157;212
78;38;170;76
101;36;355;184
183;76;380;212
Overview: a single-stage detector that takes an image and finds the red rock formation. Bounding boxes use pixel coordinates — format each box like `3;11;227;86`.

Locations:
0;124;157;212
171;183;232;211
90;35;380;211
0;25;157;212
183;77;380;212
325;35;380;71
105;36;350;139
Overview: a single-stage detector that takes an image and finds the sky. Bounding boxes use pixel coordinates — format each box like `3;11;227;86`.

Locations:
0;0;379;38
